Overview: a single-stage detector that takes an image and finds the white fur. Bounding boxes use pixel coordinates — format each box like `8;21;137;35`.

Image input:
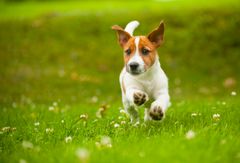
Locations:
119;20;170;123
120;55;170;123
127;37;145;74
124;20;140;36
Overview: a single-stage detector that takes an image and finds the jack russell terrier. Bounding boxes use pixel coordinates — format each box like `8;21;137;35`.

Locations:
112;20;170;123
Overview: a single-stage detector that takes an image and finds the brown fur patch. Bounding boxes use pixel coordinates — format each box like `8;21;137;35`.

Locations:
112;25;132;48
122;36;158;70
123;37;136;65
138;36;157;69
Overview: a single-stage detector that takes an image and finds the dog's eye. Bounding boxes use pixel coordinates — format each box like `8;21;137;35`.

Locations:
125;48;131;55
142;48;150;55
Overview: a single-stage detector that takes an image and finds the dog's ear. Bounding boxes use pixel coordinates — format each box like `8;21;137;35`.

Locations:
112;25;131;48
147;21;164;48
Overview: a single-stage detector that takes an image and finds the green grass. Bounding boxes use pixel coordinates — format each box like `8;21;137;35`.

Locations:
1;99;240;162
0;0;240;162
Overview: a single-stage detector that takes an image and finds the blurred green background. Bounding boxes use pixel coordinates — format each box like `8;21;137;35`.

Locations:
0;1;240;163
0;0;239;106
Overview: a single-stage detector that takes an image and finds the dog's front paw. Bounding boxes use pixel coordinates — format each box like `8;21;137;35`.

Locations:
133;91;148;106
149;105;164;120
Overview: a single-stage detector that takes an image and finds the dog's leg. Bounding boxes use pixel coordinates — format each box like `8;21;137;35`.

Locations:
125;105;139;123
146;92;170;121
144;108;151;121
126;89;149;106
124;89;148;123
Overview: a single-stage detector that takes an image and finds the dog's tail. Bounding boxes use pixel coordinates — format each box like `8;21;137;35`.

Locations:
124;20;139;36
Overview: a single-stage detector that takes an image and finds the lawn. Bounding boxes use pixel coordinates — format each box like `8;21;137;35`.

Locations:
0;0;240;163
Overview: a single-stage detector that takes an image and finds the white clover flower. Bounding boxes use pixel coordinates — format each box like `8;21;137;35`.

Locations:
53;102;58;107
34;122;40;126
120;121;126;125
80;114;87;119
213;114;220;121
120;109;126;115
76;148;90;162
65;136;72;143
2;126;11;132
91;96;98;103
114;123;120;128
101;136;112;146
61;120;65;123
22;141;33;149
96;136;112;149
191;113;198;117
231;91;237;96
48;106;54;111
80;114;88;120
45;128;54;134
185;130;196;139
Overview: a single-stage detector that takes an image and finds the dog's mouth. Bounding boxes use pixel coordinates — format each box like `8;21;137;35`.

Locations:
129;71;141;75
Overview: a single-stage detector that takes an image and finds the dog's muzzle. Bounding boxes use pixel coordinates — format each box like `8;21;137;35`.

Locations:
127;62;143;75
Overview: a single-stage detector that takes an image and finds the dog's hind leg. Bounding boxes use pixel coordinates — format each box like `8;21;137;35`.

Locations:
125;105;139;123
123;89;148;123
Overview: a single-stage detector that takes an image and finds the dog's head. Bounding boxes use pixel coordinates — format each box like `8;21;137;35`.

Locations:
112;21;164;75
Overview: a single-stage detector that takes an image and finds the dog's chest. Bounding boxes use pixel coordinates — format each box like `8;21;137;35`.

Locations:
138;79;156;98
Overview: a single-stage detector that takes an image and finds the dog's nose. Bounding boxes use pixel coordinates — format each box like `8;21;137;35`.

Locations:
129;62;139;71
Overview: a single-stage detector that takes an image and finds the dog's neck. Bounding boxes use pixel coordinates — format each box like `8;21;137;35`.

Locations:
128;55;161;81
